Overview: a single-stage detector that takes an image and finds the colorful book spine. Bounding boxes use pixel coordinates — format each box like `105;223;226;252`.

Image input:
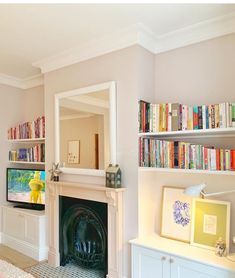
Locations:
138;100;235;133
139;138;235;172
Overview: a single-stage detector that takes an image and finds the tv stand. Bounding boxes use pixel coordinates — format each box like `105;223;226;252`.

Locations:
14;204;45;211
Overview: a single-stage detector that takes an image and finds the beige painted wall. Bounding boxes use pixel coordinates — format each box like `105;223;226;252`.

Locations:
22;85;44;122
0;84;24;206
139;33;235;252
60;115;104;169
0;84;44;209
44;45;155;277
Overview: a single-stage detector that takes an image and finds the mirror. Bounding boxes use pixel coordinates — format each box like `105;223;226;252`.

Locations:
55;81;116;176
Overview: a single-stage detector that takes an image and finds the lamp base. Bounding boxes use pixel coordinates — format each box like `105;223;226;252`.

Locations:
227;253;235;262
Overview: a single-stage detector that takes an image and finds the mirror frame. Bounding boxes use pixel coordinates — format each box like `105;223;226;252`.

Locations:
54;81;117;176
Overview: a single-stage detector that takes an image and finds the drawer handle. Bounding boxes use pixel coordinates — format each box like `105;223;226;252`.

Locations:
161;256;166;261
169;258;174;264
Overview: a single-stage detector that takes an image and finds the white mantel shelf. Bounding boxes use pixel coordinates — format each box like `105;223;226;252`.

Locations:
130;235;235;273
47;180;125;193
47;180;125;278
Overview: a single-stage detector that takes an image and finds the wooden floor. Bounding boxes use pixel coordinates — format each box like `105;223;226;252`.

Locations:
0;244;39;271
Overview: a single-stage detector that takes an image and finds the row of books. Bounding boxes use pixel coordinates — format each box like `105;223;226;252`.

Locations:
139;100;235;133
139;137;235;171
9;144;45;163
8;116;45;140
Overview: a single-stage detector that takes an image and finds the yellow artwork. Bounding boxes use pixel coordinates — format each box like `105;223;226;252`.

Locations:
28;171;44;204
191;198;230;252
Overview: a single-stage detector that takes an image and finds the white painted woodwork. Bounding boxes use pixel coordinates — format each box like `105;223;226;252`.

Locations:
139;167;235;176
47;180;125;278
1;205;48;261
54;81;117;176
139;127;235;139
130;236;235;278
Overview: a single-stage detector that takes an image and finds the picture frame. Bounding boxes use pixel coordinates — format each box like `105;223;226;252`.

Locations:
67;140;80;164
191;198;230;252
161;186;193;243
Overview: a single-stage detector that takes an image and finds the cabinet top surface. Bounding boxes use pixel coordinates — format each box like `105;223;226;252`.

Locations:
130;235;235;272
2;204;46;217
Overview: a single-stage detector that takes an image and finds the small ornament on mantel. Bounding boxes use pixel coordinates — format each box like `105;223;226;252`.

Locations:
49;163;62;182
215;237;226;257
105;164;121;188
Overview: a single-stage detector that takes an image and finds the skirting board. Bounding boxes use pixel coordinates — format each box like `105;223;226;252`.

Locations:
1;233;48;261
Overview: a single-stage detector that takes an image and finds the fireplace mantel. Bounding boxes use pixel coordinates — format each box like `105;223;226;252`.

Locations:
46;180;125;278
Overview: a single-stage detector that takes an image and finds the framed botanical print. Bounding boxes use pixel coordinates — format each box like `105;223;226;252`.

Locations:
191;198;230;252
161;186;193;243
67;140;80;164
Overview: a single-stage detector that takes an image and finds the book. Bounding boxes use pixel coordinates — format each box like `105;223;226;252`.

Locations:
171;103;180;131
193;106;199;129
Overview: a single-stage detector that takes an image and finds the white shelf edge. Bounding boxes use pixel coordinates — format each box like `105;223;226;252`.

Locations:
8;161;45;165
7;138;45;143
139;127;235;138
139;167;235;176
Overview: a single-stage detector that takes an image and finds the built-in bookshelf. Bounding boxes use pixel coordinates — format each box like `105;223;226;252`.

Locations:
138;100;235;175
8;117;45;166
139;100;235;133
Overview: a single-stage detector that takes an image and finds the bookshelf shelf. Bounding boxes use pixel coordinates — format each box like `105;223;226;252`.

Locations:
8;161;45;165
8;138;45;143
139;167;235;176
139;127;235;139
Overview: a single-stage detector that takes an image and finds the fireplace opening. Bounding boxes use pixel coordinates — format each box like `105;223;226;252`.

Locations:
59;196;107;275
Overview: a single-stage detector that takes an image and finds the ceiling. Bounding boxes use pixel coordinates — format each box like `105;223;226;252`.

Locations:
0;4;235;80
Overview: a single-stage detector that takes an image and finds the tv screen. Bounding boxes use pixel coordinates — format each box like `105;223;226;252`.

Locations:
7;168;46;207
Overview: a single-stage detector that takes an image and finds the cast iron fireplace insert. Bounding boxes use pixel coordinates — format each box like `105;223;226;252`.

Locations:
59;196;107;274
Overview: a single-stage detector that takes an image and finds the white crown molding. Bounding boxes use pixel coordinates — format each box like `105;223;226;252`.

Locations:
33;24;141;73
155;11;235;53
0;73;43;89
33;12;235;74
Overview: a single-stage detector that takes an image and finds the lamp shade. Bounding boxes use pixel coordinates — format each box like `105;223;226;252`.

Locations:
184;183;207;197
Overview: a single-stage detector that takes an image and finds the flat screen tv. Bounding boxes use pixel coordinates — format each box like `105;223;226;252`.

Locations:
7;168;45;210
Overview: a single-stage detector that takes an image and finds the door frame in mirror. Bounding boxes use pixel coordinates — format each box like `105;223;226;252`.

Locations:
55;81;117;176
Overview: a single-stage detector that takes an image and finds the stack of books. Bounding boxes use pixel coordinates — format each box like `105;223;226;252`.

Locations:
9;143;45;162
8;116;45;139
139;100;235;133
139;137;235;171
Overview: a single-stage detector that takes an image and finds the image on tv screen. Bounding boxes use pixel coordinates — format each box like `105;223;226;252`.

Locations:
7;169;45;205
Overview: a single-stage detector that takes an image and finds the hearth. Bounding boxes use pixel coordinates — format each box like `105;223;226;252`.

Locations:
59;196;107;273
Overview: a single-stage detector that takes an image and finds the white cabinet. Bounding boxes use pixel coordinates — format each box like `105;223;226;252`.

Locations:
1;205;48;261
131;242;235;278
132;245;170;278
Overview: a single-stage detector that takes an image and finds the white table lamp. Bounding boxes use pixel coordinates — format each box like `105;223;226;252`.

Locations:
184;183;235;198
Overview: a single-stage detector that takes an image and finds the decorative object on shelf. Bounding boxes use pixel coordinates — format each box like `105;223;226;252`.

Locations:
161;186;192;243
67;140;80;164
215;237;226;257
191;198;230;252
105;164;121;188
49;163;62;182
184;183;235;197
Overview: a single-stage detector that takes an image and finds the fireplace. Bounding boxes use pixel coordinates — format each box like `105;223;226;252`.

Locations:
47;181;125;278
59;196;107;273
